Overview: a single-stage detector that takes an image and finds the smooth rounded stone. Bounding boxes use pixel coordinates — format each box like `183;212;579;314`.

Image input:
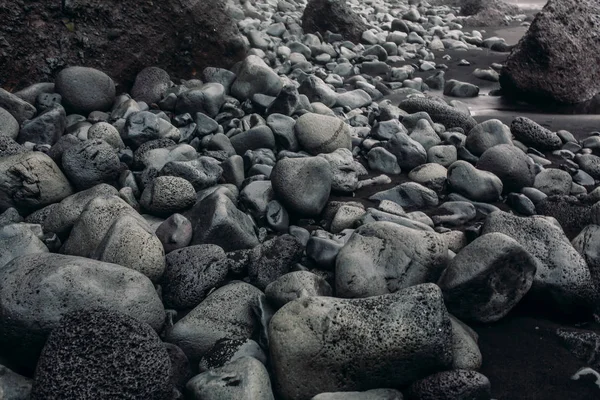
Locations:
576;153;600;179
239;180;273;220
187;191;259;251
535;195;592;238
573;169;595;186
62;139;121;189
335;89;372;109
481;211;596;311
312;389;403;400
428;145;457;167
443;80;480;98
370;182;439;210
0;151;73;213
372;119;406;141
448;161;503;203
123;111;180;148
0;88;36;125
399;97;477;133
166;282;264;362
385;130;427;170
408;163;448;192
511;117;562;150
438;232;537;323
0;223;48;268
265;271;332;309
367;147;401;175
431;202;477;227
0;363;32;400
231;55;282;100
87;121;124;149
473;68;500;82
30;309;171;400
466;119;512;156
295;113;351;155
155;213;192;253
55;66;116;113
533;168;573;196
0;253;165;368
271;156;332;216
93;214;165;282
476;144;536;193
269;283;453;399
17;105;66;146
409;119;441;151
330;204;366;233
507;193;536;216
230;126;276;155
160;156;223;190
41;183;118;234
407;370;491;400
199;338;266;373
13;82;54;107
318;148;365;193
521;187;548;205
573;225;600;289
187;356;274;400
267;113;299;152
299;76;338;107
336;222;448;298
140;176;196;216
175;84;226;118
131;67;171;105
449;315;482;371
161;244;229;309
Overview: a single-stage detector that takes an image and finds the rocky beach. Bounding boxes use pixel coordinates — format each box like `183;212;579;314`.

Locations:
1;0;600;399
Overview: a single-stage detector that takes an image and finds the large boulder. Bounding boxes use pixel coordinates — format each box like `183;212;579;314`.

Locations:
269;283;453;400
0;253;165;369
302;0;370;43
30;309;171;400
0;0;247;90
500;0;600;104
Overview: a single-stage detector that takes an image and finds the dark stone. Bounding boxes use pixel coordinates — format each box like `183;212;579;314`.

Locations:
407;370;491;400
247;235;304;290
535;195;593;239
30;309;171;400
17;105;66;146
302;0;370;43
399;97;477;132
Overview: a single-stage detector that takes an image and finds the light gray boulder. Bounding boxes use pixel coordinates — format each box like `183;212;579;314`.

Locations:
407;370;491;400
231;55;283;100
318;148;366;193
55;66;116;114
476;144;536;193
265;271;333;309
465;119;512;156
336;221;448;298
160;156;223;190
0;106;21;139
369;182;439;209
450;315;482;370
0;223;48;268
295;113;352;155
140;176;196;216
385;130;427;170
269;284;453;400
447;161;502;203
533;168;573;196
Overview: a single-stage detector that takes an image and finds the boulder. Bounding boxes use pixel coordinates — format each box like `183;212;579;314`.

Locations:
265;271;333;309
0;0;247;90
0;223;48;268
407;370;491;400
55;67;116;114
269;283;453;400
500;0;600;104
62;139;122;189
476;144;536;193
399;97;477;132
295;113;352;155
302;0;369;43
30;309;171;400
0;364;32;400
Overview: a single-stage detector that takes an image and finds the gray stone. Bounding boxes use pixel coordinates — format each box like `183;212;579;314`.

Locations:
431;201;477;227
247;235;304;290
511;117;562;150
450;315;482;371
269;284;453;399
231;126;276;155
175;83;226;118
369;182;439;210
198;338;266;373
62;139;121;190
476;144;536;193
0;135;26;157
318;148;365;193
0;223;48;268
466;119;512;156
123;111;180;148
409;119;441;150
55;66;116;114
443;80;480;98
231;55;282;100
0;364;32;400
407;370;491;400
335;89;372;109
155;213;192;253
265;271;332;309
131;67;171;105
298;76;338;107
88;122;125;149
534;168;573;196
400;97;477;132
267;113;299;151
17;105;66;146
447;161;503;203
140;176;196;216
385;130;427;170
336;221;448;298
311;389;403;400
408;163;448;192
161;156;223;190
295;112;352;155
0;88;36;125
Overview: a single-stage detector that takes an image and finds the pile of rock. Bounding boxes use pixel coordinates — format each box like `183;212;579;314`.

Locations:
1;0;599;399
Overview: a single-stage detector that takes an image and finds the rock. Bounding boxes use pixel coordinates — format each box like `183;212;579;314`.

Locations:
140;176;196;216
186;356;274;400
267;113;299;151
269;284;453;399
231;126;276;155
161;244;229;309
0;89;36;125
312;389;403;400
0;0;247;90
318;148;365;193
500;0;600;104
30;309;170;400
0;253;165;368
481;211;597;311
62;139;121;189
175;83;226;118
443;80;480;98
0;151;73;213
166;282;264;362
431;201;477;227
438;232;537;322
407;370;491;400
535;195;592;239
385;131;427;170
16;105;66;146
400;97;477;132
408;163;448;192
369;182;439;210
0;223;49;268
155;213;193;253
450;315;482;370
466;119;512;156
410;119;441;150
335;89;372;109
187;191;259;251
88;121;125;149
302;0;369;43
534;168;573;196
476;144;536;193
447;161;503;203
198;338;266;373
295;113;351;155
131;67;171;105
232;55;282;100
0;364;32;400
271;156;332;216
330;204;366;233
367;147;401;174
265;271;332;309
511;117;562;150
336;221;448;298
247;235;304;290
54;67;115;114
124;111;180;148
0;135;26;157
160;157;223;190
266;200;290;232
